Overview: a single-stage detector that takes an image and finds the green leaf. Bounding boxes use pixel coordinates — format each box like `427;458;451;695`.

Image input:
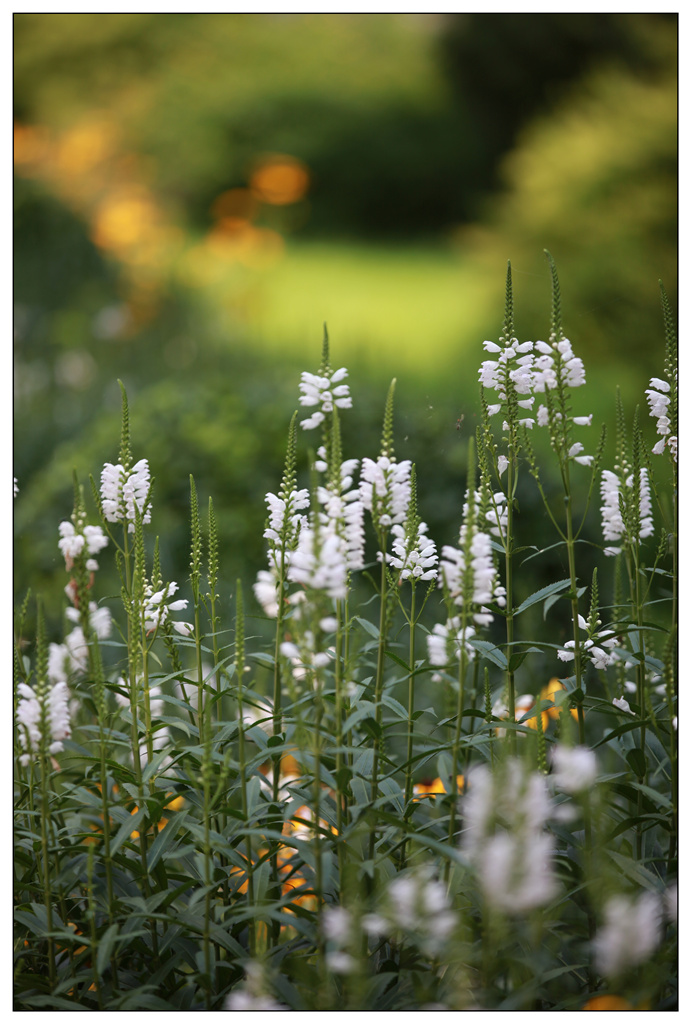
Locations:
342;700;377;734
384;649;410;671
111;808;144;856
594;720;647;748
380;694;408;719
626;747;648;778
468;639;508;669
147;810;189;870
96;923;119;978
509;650;531;672
354;616;380;640
514;578;572;616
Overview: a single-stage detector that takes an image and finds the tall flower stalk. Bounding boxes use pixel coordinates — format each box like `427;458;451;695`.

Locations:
386;466;438;867
432;439;498;854
523;252;603;744
359;378;411;866
477;261;535;742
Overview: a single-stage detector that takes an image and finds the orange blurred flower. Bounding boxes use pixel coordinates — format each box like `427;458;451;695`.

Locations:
582;995;634;1010
250;154;310;205
516;692;549;732
541;678;579;722
413;775;465;800
14;122;51;170
211;188;259;222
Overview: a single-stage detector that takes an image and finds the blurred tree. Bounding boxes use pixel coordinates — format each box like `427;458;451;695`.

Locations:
436;12;677;215
14;12;676;237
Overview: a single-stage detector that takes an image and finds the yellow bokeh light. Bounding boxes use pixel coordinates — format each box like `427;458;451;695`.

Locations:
91;189;160;253
54;120;117;177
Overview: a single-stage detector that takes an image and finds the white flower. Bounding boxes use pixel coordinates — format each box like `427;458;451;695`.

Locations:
593;892;663;978
386;521;438;581
613;696;633;714
100;458;152;532
439;521;497;614
600;467;653;554
550;745;598;793
322;905;353;945
316;460;366;573
298;366;352;429
497;455;509;476
287;522;348;600
383;867;457;956
262;488;310;543
427;617;477;679
142;581;191;635
58;522;85;561
16;680;71;766
14;478;19;498
532;334;587;398
461;760;558;915
645;371;677;461
46;681;71;755
65;602;112;640
359;455;411;532
254;567;280;618
600;470;624;553
557;617;619;670
478;335;536;419
225;991;287;1012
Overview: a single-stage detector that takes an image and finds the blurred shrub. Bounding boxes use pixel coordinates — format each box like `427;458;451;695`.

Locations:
454;42;677;373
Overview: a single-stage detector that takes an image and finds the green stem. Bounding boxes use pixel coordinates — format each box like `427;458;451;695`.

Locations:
334;599;347;896
236;679;256;956
401;585;416;870
369;541;389;866
39;753;56;991
505;457;516;752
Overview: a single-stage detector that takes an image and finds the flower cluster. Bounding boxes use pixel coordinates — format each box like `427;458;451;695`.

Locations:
100;458;152;532
600;467;653;556
593;892;663;979
15;680;71;767
363;866;457;958
254;486;311;618
316;451;366;573
385;520;438;581
479;336;537;430
531;334;594;466
49;602;113;683
557;614;620;670
532;336;586;393
427;616;478;679
263;487;310;546
460;758;559;915
286;522;348;602
58;520;108;570
549;744;598;794
322;906;357;975
298;366;352;431
438;523;499;623
142;581;192;636
359;455;411;532
646;375;677;461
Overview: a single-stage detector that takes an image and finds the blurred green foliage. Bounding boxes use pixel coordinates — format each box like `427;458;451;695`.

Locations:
14;13;677;639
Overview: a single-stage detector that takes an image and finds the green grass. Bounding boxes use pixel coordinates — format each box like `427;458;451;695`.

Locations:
244;242;496;376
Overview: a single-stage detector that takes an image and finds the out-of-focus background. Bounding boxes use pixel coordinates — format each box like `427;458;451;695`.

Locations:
14;12;677;634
